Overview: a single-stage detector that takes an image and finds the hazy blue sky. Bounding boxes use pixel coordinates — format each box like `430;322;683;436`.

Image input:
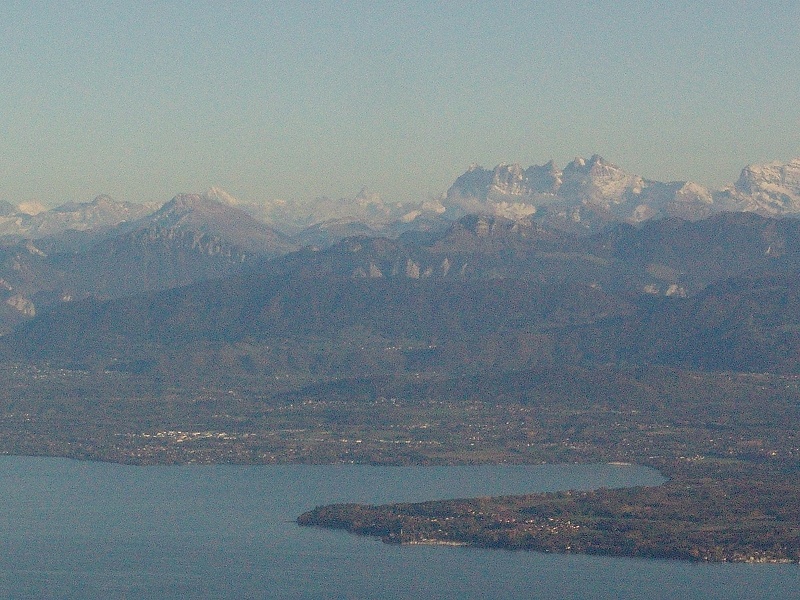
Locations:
1;1;799;207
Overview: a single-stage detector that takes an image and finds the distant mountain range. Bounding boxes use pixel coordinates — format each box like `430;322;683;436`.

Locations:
3;156;799;243
227;155;800;235
0;155;798;338
444;156;800;227
0;194;156;242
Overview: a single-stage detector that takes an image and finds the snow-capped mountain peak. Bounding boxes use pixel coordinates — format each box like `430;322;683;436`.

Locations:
204;186;242;207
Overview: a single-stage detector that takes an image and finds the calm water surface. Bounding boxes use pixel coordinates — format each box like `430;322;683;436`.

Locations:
0;457;796;599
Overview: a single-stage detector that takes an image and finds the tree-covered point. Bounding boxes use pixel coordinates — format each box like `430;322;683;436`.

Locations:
298;463;800;563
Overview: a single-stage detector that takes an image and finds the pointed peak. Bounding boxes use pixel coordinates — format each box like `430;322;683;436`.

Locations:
204;186;241;206
354;187;381;204
90;194;116;206
169;193;204;205
160;193;221;216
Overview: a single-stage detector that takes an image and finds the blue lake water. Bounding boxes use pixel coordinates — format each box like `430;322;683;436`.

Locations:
0;456;796;599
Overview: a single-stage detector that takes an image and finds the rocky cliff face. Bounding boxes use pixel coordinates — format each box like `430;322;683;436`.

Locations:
262;155;800;239
445;156;800;229
718;158;800;214
558;155;642;206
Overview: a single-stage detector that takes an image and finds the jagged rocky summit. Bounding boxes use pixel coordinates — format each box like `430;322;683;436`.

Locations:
444;156;800;227
718;158;800;215
3;156;798;245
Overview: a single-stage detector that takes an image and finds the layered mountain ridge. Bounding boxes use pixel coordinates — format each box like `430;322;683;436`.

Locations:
2;156;799;243
0;191;295;331
0;155;798;335
445;155;763;225
10;209;800;380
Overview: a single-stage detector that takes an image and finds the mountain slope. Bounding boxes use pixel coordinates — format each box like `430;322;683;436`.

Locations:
11;210;800;379
0;193;299;331
140;193;296;255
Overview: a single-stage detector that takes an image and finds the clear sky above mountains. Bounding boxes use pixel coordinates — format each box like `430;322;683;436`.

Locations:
1;1;798;208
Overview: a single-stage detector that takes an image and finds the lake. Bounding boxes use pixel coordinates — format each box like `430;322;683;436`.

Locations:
0;456;796;599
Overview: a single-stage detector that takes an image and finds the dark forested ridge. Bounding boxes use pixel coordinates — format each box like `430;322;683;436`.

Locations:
11;211;800;376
